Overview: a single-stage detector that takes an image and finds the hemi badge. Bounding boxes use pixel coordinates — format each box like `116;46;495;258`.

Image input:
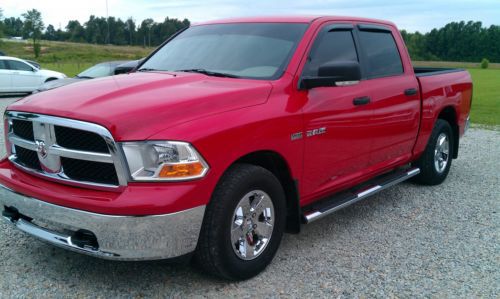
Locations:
291;132;303;141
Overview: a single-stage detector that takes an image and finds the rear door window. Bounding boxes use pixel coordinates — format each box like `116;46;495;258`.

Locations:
7;60;33;72
358;30;403;78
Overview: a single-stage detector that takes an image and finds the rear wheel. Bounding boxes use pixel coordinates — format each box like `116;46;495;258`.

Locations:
413;119;454;185
195;163;286;280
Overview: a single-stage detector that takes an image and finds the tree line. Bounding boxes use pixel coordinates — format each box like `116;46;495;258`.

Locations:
0;8;189;48
401;21;500;63
0;8;499;62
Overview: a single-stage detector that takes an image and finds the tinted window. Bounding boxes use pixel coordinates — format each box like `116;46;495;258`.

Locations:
140;23;308;80
358;31;403;78
78;63;114;78
303;30;358;76
0;60;8;70
8;60;33;71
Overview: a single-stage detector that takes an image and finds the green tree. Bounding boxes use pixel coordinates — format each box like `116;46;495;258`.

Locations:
139;18;154;47
66;20;85;42
0;8;4;38
3;17;24;36
125;17;136;45
22;9;44;57
43;24;57;40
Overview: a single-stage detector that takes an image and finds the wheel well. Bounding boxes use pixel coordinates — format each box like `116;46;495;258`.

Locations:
437;106;459;159
45;77;57;82
235;151;301;234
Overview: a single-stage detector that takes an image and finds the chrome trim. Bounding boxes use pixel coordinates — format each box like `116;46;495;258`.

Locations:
0;183;206;260
304;168;420;223
356;185;381;198
8;135;114;163
230;190;275;260
6;218;118;258
5;111;128;190
336;80;360;86
7;155;123;190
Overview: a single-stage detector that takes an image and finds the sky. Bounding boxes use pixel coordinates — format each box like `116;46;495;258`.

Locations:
1;0;499;33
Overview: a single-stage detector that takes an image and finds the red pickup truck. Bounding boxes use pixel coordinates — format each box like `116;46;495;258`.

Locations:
0;16;472;280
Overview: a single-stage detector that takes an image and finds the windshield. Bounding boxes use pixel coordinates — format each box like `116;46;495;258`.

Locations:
139;23;308;80
77;63;114;78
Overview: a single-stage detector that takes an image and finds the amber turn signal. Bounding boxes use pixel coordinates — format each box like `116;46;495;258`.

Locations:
158;162;205;178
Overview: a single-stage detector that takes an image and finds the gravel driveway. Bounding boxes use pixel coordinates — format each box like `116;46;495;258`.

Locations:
0;97;498;298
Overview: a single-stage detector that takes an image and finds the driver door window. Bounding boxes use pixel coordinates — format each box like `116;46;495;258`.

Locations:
303;30;359;77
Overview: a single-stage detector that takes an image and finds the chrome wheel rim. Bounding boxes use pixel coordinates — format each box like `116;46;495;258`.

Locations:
434;133;450;173
230;190;275;260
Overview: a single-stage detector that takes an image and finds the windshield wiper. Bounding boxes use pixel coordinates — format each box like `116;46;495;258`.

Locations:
175;69;240;78
137;68;161;72
76;75;94;79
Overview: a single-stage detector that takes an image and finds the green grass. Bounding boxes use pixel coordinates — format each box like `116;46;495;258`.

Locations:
1;39;153;76
42;62;95;77
413;60;500;69
467;68;500;126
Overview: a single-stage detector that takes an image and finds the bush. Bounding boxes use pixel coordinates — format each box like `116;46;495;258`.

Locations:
481;58;489;69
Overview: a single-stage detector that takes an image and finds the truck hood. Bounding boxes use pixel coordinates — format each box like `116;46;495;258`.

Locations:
8;72;273;140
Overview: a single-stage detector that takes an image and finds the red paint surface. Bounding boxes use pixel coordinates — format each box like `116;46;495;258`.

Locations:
2;17;472;215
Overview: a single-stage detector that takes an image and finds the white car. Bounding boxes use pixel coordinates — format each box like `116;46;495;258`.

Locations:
0;56;66;93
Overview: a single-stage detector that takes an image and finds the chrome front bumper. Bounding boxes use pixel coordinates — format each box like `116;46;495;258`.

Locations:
0;184;205;261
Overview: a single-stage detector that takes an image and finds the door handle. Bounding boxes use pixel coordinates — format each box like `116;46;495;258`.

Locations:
353;96;371;106
404;88;418;96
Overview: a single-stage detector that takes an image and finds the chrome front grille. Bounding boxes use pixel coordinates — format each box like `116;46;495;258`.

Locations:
5;111;128;190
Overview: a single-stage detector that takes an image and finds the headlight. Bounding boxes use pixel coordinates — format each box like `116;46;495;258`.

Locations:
120;141;209;181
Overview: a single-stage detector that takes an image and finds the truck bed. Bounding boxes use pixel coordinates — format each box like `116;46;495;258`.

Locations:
414;67;466;77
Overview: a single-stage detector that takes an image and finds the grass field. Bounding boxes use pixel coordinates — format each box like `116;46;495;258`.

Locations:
467;68;499;126
1;39;152;73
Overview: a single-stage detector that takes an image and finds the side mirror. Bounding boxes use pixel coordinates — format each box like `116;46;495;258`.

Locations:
299;61;361;90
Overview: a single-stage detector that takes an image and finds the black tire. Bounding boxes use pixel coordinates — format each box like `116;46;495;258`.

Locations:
195;163;286;280
413;119;454;185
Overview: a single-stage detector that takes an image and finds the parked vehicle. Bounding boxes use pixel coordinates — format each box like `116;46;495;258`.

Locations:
0;56;66;93
25;60;41;70
114;59;142;75
0;16;472;280
36;60;136;92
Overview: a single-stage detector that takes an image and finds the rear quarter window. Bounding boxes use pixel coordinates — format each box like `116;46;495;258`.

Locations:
358;30;403;79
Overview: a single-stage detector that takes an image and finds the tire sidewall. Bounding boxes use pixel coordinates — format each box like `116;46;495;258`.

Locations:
208;165;286;280
417;119;454;184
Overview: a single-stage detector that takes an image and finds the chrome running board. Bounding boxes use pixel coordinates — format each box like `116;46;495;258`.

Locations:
303;167;420;224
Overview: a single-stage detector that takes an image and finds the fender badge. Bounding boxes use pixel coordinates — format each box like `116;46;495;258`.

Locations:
291;132;303;141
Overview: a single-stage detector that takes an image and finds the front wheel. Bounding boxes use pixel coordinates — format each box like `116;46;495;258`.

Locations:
195;163;286;280
413;119;454;185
